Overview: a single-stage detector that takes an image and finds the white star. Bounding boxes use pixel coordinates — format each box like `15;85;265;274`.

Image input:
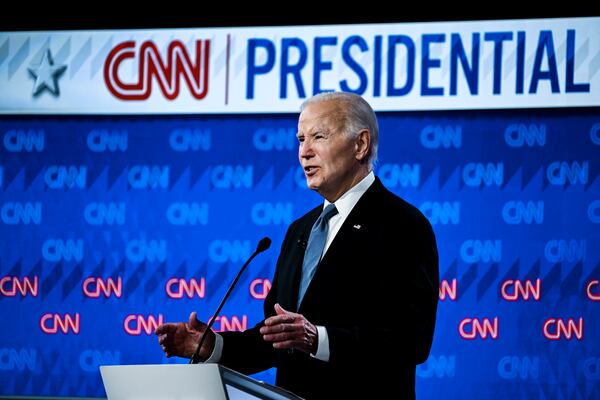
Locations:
28;49;67;96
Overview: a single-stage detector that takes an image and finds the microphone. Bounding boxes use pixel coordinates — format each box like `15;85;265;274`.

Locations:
189;237;272;364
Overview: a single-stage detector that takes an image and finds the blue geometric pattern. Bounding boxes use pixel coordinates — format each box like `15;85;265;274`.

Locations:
0;109;598;399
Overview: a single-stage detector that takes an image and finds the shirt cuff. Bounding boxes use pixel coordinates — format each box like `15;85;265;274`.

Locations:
203;332;223;363
312;325;330;362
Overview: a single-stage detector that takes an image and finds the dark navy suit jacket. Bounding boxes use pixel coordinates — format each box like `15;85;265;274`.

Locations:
220;177;439;399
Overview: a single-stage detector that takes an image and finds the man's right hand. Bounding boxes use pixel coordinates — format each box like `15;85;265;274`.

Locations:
155;312;215;360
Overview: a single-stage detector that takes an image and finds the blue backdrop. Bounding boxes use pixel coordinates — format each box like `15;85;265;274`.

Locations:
0;108;598;399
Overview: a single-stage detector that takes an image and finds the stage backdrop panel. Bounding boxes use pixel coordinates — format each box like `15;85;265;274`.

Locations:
0;109;598;398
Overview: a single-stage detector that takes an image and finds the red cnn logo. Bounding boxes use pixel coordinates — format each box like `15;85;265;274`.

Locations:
166;278;205;299
439;279;457;301
82;277;122;298
458;317;499;340
250;279;271;300
543;318;584;340
40;313;80;334
500;279;541;301
587;280;600;301
124;314;164;335
214;315;247;332
0;276;38;297
104;40;210;100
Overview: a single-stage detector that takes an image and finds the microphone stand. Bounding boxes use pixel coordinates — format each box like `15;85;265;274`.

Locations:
189;237;271;364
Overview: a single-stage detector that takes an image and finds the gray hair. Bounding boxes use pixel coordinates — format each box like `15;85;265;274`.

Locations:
301;92;379;169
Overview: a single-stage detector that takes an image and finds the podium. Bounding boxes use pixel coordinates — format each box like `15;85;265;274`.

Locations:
100;364;303;400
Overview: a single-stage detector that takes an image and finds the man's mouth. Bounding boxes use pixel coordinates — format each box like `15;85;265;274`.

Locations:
304;166;318;176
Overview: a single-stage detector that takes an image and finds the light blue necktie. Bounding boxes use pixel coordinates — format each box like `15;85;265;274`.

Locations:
297;203;339;308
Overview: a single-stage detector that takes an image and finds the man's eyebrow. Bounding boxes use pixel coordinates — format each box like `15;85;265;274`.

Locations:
311;130;330;137
298;127;329;136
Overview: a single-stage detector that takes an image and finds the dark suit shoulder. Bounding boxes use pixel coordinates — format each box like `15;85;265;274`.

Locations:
287;177;432;233
371;177;432;229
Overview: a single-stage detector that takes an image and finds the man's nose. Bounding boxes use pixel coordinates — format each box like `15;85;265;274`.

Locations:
299;141;313;159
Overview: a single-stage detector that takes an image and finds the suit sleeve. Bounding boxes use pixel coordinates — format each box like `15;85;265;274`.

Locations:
405;216;439;363
326;212;439;366
218;222;298;375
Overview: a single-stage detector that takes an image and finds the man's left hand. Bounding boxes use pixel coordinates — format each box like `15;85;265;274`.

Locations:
260;303;319;355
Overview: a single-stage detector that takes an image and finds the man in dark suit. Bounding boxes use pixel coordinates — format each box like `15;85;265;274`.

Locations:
156;92;439;399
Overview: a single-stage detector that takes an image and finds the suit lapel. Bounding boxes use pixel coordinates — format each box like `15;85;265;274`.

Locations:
319;178;382;265
280;207;321;312
297;178;384;311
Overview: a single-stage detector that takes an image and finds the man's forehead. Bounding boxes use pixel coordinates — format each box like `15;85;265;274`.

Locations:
297;117;335;133
298;102;341;129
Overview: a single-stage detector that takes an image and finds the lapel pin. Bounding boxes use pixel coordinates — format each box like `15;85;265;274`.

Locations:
353;224;361;229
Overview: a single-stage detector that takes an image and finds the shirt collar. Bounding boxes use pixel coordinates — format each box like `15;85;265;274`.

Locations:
324;171;375;219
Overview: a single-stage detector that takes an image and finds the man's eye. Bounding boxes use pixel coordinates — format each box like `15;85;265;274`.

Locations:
297;137;304;143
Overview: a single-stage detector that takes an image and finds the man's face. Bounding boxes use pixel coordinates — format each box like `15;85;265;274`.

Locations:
297;100;361;202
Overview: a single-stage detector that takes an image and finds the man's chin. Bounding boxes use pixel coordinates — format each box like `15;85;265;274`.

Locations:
305;179;320;191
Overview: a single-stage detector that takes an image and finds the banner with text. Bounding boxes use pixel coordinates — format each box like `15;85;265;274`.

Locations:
1;17;599;114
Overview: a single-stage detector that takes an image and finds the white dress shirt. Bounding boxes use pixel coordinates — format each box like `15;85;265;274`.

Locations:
312;171;375;361
206;171;375;364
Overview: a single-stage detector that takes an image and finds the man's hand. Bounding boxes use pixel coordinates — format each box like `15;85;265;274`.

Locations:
155;312;215;360
260;303;319;355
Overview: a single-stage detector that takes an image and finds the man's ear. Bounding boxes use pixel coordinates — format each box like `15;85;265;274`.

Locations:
355;129;371;162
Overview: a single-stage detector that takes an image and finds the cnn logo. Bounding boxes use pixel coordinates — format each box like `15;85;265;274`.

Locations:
124;314;164;336
40;313;80;334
